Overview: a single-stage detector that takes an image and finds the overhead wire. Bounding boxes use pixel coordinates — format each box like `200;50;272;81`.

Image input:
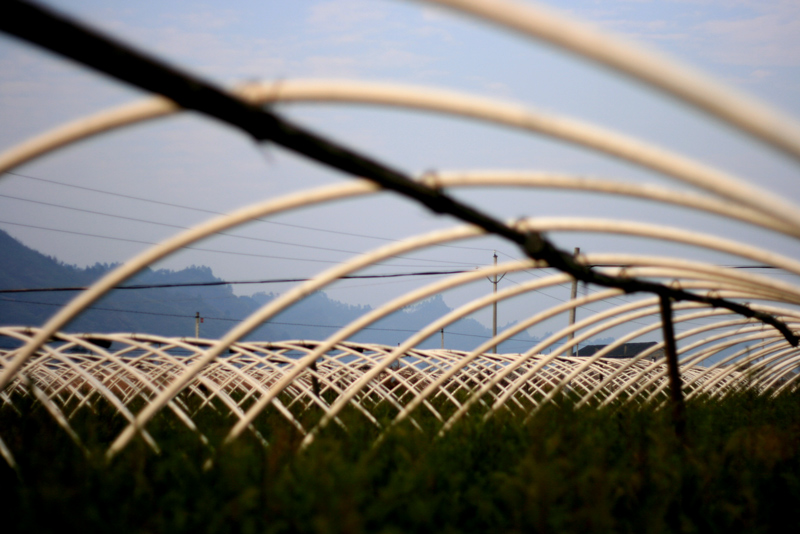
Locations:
4;170;491;251
0;296;541;345
0;269;469;293
0;190;479;266
0;219;475;268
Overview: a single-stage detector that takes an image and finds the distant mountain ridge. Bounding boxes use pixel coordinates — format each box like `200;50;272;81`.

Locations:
0;230;543;352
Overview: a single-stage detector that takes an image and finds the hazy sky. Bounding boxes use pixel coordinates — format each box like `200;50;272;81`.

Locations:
1;0;799;339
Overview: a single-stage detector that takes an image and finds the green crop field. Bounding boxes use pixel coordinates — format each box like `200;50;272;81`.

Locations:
3;390;800;533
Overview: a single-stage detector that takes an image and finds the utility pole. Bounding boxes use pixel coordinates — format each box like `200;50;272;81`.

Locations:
487;251;507;354
492;252;498;354
568;247;580;356
441;328;444;349
195;311;202;338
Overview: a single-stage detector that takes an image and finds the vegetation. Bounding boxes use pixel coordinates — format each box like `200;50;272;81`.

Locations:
3;390;800;533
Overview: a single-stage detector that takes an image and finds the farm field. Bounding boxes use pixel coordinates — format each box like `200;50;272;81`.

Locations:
3;390;800;533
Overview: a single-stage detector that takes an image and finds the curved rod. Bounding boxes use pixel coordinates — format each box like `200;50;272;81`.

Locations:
386;285;628;434
17;336;162;451
444;277;800;428
2;192;796;450
619;320;798;405
574;304;796;383
6;262;792;454
4;323;796;449
243;80;800;228
577;297;800;406
516;218;800;283
515;305;714;414
6;166;796;394
0;331;161;451
603;323;787;405
755;355;800;396
714;346;800;395
433;171;797;238
568;256;800;304
245;252;799;446
0;328;211;446
244;80;800;228
289;268;575;449
107;339;287;444
574;307;747;407
225;259;541;443
2;332;385;444
105;224;486;458
11;372;88;454
0;155;785;421
3;79;799;231
436;296;673;432
516;306;743;416
416;0;800;163
540;299;714;405
746;348;800;391
683;338;785;398
4;335;736;441
208;340;359;428
686;305;800;386
11;328;388;439
680;333;780;374
697;340;794;395
0;98;176;175
174;347;311;436
584;267;796;309
642;322;799;403
57;255;800;455
463;303;737;427
579;267;794;310
769;355;800;395
759;348;800;391
239;263;788;445
0;180;381;393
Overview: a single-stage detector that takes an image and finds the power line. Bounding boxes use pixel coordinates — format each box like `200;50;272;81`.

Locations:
1;296;191;320
0;219;472;268
0;296;540;343
0;191;478;266
0;269;469;294
4;170;489;252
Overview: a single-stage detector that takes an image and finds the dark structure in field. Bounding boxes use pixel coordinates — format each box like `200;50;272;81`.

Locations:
577;342;664;360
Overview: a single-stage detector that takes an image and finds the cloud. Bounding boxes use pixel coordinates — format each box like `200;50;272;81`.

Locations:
0;44;141;150
412;25;455;43
750;69;773;80
164;9;240;30
307;0;389;39
595;17;691;42
303;55;361;77
699;6;800;66
555;0;800;76
302;47;434;78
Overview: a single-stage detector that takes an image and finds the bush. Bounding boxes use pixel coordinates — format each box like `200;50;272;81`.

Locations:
2;390;800;533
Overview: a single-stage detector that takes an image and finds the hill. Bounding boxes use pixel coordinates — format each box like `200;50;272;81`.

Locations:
0;230;541;352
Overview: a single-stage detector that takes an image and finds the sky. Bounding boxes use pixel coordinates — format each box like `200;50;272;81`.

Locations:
1;0;800;341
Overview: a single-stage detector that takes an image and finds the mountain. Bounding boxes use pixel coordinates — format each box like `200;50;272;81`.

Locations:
0;230;541;352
